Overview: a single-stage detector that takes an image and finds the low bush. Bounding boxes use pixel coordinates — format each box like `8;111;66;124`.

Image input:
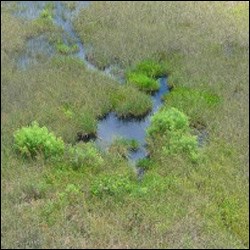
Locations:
147;107;199;161
14;121;65;159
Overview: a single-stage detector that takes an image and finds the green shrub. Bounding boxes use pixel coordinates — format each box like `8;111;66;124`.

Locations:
133;59;166;78
162;132;199;162
126;72;160;93
14;121;65;159
65;142;103;170
91;175;133;198
147;107;189;136
147;108;199;161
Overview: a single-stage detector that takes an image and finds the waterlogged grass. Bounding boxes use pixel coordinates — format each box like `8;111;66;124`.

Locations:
55;41;79;54
108;137;139;158
2;1;249;249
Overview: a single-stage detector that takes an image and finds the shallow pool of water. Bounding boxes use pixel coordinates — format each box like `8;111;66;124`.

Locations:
97;77;170;161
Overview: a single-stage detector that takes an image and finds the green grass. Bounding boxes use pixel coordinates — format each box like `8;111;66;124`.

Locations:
2;1;249;249
108;137;140;158
126;72;160;93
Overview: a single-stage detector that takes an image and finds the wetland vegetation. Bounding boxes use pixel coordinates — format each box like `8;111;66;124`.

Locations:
1;1;249;249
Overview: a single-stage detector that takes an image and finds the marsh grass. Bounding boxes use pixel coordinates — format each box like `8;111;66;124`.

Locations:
2;1;249;249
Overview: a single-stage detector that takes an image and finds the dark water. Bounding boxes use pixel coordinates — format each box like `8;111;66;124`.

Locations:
97;77;169;161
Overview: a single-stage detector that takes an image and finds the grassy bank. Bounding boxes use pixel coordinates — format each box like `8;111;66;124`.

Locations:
2;1;249;249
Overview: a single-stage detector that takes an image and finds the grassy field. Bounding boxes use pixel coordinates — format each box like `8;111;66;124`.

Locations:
1;1;249;249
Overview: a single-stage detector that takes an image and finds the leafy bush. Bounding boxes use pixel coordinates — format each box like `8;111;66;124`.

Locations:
162;132;199;162
14;121;64;159
147;107;189;136
91;175;133;198
126;72;160;92
147;108;199;161
65;142;103;170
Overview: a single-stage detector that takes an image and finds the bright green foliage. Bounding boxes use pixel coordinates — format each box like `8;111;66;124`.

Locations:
147;107;189;136
126;72;160;92
14;121;64;159
134;60;166;78
147;108;199;161
91;175;133;198
65;142;104;170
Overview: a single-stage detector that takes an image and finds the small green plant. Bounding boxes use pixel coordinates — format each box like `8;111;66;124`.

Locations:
14;121;65;159
91;175;133;198
147;107;189;136
65;142;104;170
126;72;160;93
